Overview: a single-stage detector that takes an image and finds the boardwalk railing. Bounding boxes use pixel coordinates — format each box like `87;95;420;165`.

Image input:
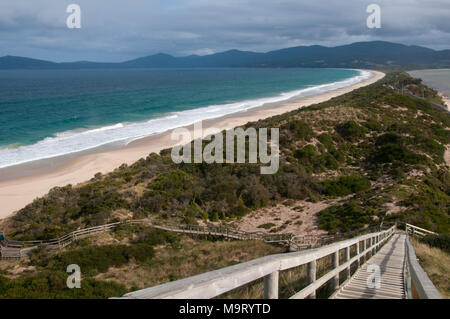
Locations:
0;219;295;258
289;223;392;250
132;219;293;244
1;218;391;258
0;222;122;258
404;234;442;299
405;223;437;238
120;225;396;299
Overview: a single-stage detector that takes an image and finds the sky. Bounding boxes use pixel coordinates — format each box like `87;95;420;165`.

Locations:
0;0;449;62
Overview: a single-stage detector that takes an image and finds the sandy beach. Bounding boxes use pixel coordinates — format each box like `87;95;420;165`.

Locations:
438;92;450;111
0;70;385;219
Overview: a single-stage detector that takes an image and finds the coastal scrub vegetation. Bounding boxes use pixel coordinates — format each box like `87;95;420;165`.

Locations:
0;71;449;298
0;228;282;298
411;237;450;298
3;71;449;240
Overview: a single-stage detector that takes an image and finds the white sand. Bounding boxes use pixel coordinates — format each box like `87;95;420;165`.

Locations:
438;92;450;111
0;70;385;219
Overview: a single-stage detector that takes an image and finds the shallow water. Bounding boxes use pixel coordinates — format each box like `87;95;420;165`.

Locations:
0;68;366;168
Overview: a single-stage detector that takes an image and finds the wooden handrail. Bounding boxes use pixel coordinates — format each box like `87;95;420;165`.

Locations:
120;226;396;299
404;234;442;299
405;223;437;237
1;219;296;257
2;218;391;259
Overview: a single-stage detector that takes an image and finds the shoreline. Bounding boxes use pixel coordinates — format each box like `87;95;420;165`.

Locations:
408;69;450;111
0;70;385;219
438;92;450;111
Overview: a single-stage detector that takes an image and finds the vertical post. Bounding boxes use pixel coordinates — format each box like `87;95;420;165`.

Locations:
332;251;339;292
307;260;317;299
362;239;366;263
264;271;279;299
356;242;360;268
372;237;376;255
345;246;351;280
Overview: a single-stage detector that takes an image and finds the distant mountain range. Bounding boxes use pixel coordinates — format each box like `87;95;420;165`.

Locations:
1;41;450;70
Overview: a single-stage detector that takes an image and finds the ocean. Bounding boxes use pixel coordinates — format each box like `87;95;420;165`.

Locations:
408;69;450;96
0;68;369;169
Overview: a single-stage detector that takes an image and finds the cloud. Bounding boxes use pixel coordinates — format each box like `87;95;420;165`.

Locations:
182;48;215;56
0;0;449;62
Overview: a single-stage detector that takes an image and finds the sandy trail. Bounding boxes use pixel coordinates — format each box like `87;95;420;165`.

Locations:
445;147;450;167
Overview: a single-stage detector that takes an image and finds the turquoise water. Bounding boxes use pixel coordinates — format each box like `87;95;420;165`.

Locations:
0;68;367;168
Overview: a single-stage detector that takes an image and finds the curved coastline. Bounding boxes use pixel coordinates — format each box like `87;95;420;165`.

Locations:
0;70;385;219
0;69;369;169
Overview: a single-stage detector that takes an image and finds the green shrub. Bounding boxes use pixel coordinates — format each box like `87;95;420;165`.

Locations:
420;234;450;253
41;244;155;275
289;120;315;141
293;145;319;169
364;119;383;132
372;133;429;166
148;170;195;196
211;212;219;222
322;176;371;197
413;136;446;162
257;223;276;229
183;203;205;223
318;133;334;149
335;121;367;141
0;271;126;299
318;203;374;234
321;153;339;170
133;228;179;246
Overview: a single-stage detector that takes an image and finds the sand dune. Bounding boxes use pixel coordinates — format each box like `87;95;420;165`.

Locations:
0;70;385;219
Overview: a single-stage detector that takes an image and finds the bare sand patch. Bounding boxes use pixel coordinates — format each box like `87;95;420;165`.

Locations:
233;198;350;236
384;200;408;216
445;146;450;167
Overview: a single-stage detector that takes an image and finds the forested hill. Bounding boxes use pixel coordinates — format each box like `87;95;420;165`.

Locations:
2;71;449;242
1;41;450;69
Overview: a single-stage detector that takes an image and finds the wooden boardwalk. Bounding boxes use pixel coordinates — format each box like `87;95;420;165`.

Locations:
1;219;294;258
333;234;406;299
2;218;388;258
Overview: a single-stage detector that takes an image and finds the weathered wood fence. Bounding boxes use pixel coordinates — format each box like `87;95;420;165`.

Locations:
0;219;294;258
120;226;396;299
1;218;391;258
404;232;442;299
405;223;437;238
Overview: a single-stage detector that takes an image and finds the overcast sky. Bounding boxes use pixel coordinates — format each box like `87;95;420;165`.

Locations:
1;0;449;62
